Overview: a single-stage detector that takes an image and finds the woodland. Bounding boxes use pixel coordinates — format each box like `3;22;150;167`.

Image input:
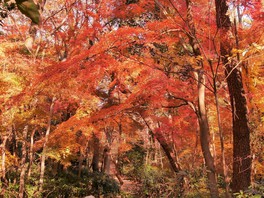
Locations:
0;0;263;197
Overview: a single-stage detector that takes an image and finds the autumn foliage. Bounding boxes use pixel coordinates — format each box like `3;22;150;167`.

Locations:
0;0;264;197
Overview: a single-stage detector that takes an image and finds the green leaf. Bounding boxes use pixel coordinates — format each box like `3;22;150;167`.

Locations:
15;0;40;24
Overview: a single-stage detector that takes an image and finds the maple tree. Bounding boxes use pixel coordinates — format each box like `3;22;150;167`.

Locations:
0;0;264;197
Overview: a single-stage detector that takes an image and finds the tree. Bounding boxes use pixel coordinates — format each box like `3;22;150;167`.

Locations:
215;0;252;192
1;0;264;196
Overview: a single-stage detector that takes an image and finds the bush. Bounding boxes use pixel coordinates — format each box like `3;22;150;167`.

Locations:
90;172;120;197
135;165;181;198
42;172;88;198
118;144;146;181
42;171;120;198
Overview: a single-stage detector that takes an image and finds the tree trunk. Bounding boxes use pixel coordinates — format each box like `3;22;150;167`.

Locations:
141;116;180;173
102;127;113;174
102;146;111;174
140;115;185;196
91;133;100;172
214;87;231;197
112;159;124;185
0;126;12;186
1;136;8;184
78;148;84;178
185;0;219;196
114;121;124;185
215;0;251;192
154;130;181;173
28;128;37;177
1;137;8;185
196;71;219;198
19;126;28;198
39;97;55;193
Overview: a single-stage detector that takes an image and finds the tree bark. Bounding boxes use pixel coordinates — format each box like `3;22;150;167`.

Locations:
102;127;113;174
1;136;8;184
102;146;111;174
215;0;251;192
185;0;219;196
19;125;28;198
1;136;8;185
196;71;219;198
39;97;55;193
141;116;180;173
140;115;185;196
214;87;231;197
28;128;37;177
154;130;181;173
91;133;100;172
78;148;84;178
0;126;12;186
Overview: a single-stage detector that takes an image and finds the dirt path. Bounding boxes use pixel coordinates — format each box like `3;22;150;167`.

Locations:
114;176;141;197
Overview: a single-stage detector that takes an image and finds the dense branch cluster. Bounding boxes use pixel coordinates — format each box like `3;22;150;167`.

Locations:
0;0;263;197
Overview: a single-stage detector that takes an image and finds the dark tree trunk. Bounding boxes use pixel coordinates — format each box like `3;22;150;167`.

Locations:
227;65;251;192
215;0;251;192
141;116;180;173
102;146;111;174
140;115;185;196
153;130;186;195
78;151;84;178
154;131;180;173
112;159;124;185
91;133;100;172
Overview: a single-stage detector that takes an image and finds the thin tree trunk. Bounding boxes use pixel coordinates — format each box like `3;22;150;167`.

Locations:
1;126;12;186
112;159;123;185
159;144;164;169
1;136;8;184
141;116;180;173
114;121;124;185
85;141;90;170
11;125;18;157
1;137;8;185
215;0;251;192
39;97;55;193
212;71;231;197
141;116;185;197
185;0;219;196
28;128;37;177
209;58;231;196
19;126;28;198
155;131;181;173
196;71;219;198
140;115;185;195
102;127;113;175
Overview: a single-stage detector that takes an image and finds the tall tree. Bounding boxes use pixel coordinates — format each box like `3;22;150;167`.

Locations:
183;0;219;196
215;0;251;192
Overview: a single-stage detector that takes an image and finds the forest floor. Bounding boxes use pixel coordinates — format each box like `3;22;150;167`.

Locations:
121;178;140;192
116;176;141;197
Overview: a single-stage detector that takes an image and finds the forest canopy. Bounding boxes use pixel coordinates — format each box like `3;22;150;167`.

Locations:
0;0;264;197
